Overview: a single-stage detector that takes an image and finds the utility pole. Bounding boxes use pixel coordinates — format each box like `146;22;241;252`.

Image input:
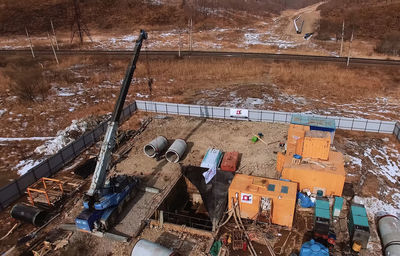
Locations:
50;20;59;50
347;30;354;67
48;32;59;64
189;18;193;51
70;0;92;44
25;27;35;58
340;20;344;57
178;30;182;58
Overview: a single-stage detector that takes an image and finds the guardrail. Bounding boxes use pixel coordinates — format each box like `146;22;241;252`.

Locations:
135;101;397;134
0;102;137;211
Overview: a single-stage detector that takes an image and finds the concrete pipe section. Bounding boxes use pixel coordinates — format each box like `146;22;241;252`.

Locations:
144;136;168;158
131;239;175;256
10;203;48;226
165;139;187;163
378;215;400;256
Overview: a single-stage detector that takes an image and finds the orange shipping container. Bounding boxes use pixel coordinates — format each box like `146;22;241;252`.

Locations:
302;130;331;160
276;152;285;173
280;151;345;196
286;124;309;156
228;174;297;227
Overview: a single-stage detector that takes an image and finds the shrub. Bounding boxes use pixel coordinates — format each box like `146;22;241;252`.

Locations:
375;31;400;56
4;63;51;102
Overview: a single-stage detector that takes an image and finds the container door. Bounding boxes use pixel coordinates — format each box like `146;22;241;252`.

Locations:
259;197;272;223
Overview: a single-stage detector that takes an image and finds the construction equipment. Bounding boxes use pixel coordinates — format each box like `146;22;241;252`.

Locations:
314;197;330;239
75;30;147;233
348;203;370;251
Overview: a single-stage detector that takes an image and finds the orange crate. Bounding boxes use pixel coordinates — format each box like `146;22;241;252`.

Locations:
220;152;239;172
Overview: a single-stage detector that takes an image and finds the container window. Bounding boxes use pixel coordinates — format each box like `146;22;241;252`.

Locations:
281;186;289;194
267;184;275;191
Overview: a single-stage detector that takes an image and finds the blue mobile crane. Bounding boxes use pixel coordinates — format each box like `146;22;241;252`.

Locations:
75;30;147;233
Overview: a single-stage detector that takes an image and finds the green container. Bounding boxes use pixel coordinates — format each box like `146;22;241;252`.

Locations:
315;199;330;211
333;197;344;217
251;136;258;143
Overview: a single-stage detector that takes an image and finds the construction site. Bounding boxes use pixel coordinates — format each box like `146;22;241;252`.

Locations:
0;0;400;256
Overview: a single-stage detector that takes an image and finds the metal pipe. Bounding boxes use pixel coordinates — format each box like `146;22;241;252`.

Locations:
131;239;174;256
378;215;400;256
165;139;187;163
144;136;168;158
10;203;47;226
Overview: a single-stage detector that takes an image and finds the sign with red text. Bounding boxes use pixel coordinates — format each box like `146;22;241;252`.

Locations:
230;109;248;118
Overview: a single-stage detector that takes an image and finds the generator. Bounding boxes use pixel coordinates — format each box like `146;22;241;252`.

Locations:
348;203;370;252
314;197;330;238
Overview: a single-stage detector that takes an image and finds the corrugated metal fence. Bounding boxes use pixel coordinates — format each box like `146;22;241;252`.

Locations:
0;102;137;211
135;101;397;134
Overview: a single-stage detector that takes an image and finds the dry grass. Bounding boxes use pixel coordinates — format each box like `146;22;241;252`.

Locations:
268;63;400;101
135;58;267;81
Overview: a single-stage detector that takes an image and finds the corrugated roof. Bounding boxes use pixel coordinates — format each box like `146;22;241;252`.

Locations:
291;114;336;130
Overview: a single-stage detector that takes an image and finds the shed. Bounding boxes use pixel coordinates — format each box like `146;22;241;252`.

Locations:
228;174;297;227
280;151;346;196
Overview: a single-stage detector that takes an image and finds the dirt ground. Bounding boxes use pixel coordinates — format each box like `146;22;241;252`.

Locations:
0;112;398;255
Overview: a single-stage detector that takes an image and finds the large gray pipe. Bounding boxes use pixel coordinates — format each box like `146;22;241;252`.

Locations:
10;203;47;226
144;136;168;158
131;239;174;256
378;215;400;256
165;139;187;163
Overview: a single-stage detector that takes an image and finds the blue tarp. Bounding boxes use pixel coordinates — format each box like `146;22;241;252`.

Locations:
297;192;315;208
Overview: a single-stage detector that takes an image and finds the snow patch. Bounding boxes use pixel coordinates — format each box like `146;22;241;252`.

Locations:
364;146;400;184
0;109;6;116
136;93;149;98
34;119;89;155
55;87;75;97
15;159;44;176
364;197;400;218
0;137;54;142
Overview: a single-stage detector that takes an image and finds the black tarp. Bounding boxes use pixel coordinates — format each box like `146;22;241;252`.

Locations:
182;165;235;230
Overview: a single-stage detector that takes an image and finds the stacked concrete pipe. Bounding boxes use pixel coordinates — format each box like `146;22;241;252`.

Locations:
378;215;400;256
165;139;187;163
143;136;168;158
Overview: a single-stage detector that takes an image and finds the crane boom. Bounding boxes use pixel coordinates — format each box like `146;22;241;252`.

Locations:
87;30;147;197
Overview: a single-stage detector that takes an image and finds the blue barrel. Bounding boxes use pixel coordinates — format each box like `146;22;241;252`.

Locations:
300;239;329;256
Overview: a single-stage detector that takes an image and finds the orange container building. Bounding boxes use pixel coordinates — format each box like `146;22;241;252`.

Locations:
279;151;346;196
302;130;331;160
228;174;297;227
286;124;309;156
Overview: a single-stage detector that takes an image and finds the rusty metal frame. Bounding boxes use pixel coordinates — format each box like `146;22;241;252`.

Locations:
26;178;64;206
